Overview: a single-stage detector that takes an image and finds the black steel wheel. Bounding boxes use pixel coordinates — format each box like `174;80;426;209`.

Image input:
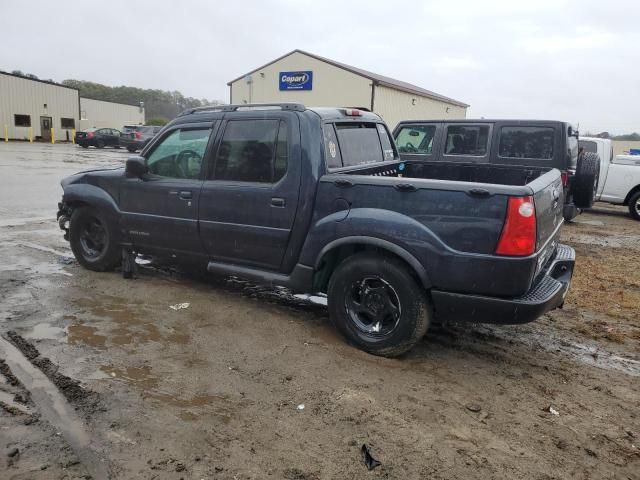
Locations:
328;252;431;357
69;206;120;271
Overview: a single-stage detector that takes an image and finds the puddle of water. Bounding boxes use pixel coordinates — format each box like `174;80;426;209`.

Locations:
0;335;109;480
68;324;107;349
25;322;66;340
0;216;52;228
14;241;72;257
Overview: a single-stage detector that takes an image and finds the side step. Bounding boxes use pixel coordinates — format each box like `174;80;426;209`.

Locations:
206;261;314;292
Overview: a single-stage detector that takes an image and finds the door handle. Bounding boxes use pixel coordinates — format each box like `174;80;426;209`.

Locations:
271;197;286;208
178;191;193;200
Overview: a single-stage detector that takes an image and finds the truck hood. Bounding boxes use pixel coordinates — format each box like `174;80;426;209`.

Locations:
60;165;124;188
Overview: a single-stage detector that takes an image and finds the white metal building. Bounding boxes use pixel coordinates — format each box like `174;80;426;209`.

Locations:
228;50;468;129
0;72;79;142
79;98;145;130
0;71;145;141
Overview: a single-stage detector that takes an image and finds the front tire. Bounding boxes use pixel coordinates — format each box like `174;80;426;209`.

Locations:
69;206;120;271
127;147;137;153
327;253;430;357
628;191;640;221
96;140;105;149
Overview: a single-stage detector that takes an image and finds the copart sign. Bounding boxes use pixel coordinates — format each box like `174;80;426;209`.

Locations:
279;71;313;91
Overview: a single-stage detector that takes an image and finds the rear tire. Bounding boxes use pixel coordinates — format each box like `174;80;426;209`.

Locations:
628;191;640;221
127;147;137;153
80;144;88;149
327;252;430;357
573;152;600;208
69;206;120;272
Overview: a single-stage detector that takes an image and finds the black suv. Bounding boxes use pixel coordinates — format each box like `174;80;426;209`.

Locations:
119;125;162;153
393;120;600;221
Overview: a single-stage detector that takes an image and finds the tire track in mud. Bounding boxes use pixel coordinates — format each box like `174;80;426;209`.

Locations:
0;333;110;480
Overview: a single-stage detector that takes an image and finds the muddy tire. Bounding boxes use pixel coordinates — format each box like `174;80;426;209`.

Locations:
628;191;640;221
573;152;600;208
69;206;120;272
327;252;430;357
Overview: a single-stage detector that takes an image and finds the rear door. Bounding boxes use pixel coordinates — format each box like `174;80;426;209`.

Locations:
120;123;215;255
198;113;301;270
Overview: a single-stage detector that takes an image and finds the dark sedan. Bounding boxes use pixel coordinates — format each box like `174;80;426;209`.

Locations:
119;125;162;152
76;128;121;149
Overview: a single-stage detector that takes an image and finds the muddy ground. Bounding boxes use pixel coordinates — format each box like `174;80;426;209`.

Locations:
0;143;638;480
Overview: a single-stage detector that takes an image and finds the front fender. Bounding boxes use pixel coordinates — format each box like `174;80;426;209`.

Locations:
62;183;120;222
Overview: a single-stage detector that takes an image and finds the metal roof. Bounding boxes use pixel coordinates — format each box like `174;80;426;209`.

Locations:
0;70;79;91
227;49;469;108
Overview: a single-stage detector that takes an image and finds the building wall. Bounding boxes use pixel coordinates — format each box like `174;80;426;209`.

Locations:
79;98;145;130
0;73;79;141
230;51;372;108
373;85;467;131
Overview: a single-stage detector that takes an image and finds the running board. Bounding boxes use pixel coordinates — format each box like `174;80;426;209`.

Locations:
206;261;314;292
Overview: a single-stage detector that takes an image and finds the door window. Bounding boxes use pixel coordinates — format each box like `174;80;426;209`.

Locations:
395;125;437;154
213;120;287;183
146;128;211;179
499;127;554;159
444;125;489;156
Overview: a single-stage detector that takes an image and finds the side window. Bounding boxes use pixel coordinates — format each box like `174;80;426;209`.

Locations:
500;127;554;160
146;128;211;179
444;125;489;156
395;125;437;154
213;119;280;183
324;124;342;168
273;122;288;182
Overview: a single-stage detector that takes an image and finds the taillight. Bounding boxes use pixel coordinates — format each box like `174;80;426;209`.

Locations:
496;196;536;256
560;170;568;186
344;108;362;116
87;132;94;138
134;131;142;139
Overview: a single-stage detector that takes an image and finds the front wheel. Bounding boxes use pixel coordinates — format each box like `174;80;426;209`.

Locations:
628;191;640;221
69;206;120;271
327;253;431;357
127;147;137;153
96;140;105;149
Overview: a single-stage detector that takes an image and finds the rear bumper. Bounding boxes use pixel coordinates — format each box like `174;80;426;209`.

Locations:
432;244;575;324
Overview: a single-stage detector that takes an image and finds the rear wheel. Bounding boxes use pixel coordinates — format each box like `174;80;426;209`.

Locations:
127;147;137;153
573;152;600;208
80;144;88;149
69;206;120;271
327;253;430;357
628;191;640;221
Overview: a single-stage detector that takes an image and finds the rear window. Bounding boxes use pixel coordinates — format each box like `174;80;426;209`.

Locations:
395;125;437;154
445;125;489;156
579;140;598;153
499;127;554;160
329;122;395;168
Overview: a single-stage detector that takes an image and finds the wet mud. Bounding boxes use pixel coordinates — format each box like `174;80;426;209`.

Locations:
1;143;639;479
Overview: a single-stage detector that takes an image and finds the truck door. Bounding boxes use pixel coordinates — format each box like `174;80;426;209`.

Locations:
198;114;301;270
120;123;215;255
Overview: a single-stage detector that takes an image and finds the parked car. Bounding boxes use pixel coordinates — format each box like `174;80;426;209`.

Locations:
57;104;575;357
76;128;121;149
119;125;162;153
579;137;640;220
393;120;600;222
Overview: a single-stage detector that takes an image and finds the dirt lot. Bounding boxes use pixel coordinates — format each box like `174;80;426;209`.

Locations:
1;143;638;479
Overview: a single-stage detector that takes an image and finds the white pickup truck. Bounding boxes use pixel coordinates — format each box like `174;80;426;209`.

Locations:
579;137;640;220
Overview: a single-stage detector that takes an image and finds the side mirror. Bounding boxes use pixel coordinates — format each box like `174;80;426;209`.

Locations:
125;156;148;178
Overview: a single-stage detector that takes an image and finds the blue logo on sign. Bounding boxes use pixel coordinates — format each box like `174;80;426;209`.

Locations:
279;71;313;91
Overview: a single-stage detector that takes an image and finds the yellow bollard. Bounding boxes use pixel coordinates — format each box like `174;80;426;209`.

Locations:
72;129;76;145
4;125;7;142
29;127;33;143
51;128;55;144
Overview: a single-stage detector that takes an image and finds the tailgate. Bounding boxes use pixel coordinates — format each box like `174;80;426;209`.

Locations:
530;169;563;265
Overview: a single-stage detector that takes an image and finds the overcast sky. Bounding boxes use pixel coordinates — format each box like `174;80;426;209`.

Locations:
2;0;638;133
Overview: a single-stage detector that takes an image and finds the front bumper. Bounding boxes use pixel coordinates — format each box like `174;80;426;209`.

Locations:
431;244;575;324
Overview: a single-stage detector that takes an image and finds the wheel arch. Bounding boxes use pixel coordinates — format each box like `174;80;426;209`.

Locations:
623;184;640;206
313;236;431;293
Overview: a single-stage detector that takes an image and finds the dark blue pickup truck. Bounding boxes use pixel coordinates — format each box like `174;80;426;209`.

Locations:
57;104;575;357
